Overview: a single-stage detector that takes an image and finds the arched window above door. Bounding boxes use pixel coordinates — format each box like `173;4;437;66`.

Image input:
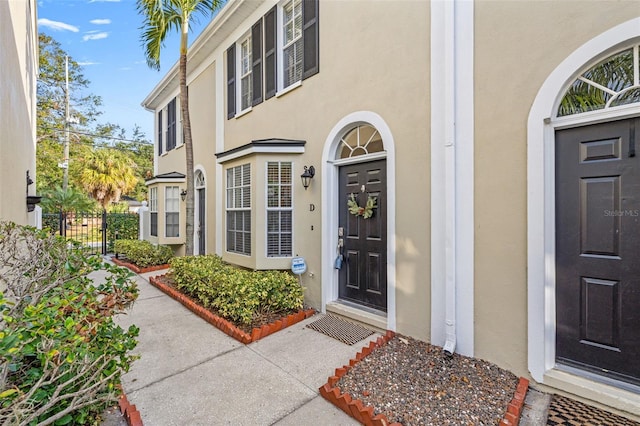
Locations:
558;45;640;117
195;170;205;188
337;124;384;159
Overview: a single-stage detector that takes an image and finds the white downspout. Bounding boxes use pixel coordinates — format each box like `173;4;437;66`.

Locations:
442;0;457;356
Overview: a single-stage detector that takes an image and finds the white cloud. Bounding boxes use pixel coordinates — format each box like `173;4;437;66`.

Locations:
78;61;100;66
37;18;79;32
83;32;109;41
119;67;132;71
90;19;111;25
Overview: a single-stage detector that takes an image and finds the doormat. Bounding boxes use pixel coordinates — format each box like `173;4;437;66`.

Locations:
306;314;374;345
547;394;640;426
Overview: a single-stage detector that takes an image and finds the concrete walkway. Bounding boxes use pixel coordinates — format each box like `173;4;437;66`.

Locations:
102;268;371;425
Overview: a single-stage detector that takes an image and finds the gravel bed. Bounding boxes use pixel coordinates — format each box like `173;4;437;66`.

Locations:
336;335;519;425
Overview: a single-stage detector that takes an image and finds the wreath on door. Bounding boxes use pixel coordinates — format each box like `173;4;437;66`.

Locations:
347;193;377;219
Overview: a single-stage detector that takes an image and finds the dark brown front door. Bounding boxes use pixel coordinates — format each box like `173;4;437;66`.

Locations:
556;117;640;386
338;160;387;311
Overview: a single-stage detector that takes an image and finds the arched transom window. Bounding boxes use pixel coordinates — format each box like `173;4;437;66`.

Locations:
195;170;205;188
338;124;384;159
558;44;640;117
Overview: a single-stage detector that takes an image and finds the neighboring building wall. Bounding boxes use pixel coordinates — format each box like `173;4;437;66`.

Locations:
0;0;38;226
474;0;640;377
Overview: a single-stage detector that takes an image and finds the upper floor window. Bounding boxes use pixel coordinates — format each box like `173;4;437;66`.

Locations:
166;98;177;151
165;186;180;237
281;0;302;88
157;110;163;155
149;187;158;237
239;34;253;111
266;162;293;257
558;45;640;117
226;0;318;119
226;164;251;255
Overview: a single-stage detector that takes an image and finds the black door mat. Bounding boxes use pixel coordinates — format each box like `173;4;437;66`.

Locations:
306;314;374;345
547;394;640;426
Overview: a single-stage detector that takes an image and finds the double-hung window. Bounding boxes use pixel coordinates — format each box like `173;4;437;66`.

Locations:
226;0;318;118
166;98;177;151
157;110;163;155
282;0;302;88
165;186;179;237
226;164;251;255
239;34;253;111
149;187;158;237
266;162;292;257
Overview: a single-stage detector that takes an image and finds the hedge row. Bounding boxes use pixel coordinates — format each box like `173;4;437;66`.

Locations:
169;255;304;325
113;239;173;268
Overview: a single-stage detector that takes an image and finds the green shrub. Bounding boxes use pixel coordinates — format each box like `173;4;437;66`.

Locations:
114;239;172;268
170;255;225;307
0;222;139;425
169;255;304;325
107;212;139;245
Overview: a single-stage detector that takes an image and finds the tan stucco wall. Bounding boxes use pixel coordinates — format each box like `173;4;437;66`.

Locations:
190;62;218;255
0;0;38;226
223;0;430;339
474;1;640;377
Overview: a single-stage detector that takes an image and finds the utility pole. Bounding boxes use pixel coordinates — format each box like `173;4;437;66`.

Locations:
62;55;70;190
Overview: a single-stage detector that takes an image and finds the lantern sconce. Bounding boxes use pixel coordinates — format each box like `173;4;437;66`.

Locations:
300;166;315;191
180;189;188;201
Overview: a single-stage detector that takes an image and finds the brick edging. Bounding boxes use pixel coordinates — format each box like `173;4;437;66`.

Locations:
319;331;401;426
148;274;315;344
118;392;142;426
112;257;170;274
499;377;530;426
320;334;528;426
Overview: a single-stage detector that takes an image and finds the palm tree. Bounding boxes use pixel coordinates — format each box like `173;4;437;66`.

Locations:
39;187;96;214
80;148;138;209
137;0;222;256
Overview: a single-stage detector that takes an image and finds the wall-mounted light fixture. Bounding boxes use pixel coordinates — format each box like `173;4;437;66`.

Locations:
180;189;188;201
300;166;315;191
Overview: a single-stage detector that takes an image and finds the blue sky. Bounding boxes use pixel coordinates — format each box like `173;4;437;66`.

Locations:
37;0;214;140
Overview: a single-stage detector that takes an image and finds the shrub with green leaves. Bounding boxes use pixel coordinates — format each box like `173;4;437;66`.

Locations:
169;255;304;325
114;239;173;268
0;222;139;425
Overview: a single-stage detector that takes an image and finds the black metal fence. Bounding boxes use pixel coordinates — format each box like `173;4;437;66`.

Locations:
42;210;139;255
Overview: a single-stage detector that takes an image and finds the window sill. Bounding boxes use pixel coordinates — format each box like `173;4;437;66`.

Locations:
275;80;302;98
235;107;252;119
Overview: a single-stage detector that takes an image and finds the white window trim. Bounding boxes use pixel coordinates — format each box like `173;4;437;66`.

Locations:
277;0;303;93
321;111;397;332
265;161;294;258
528;17;640;410
149;187;158;237
237;31;253;114
226;164;252;256
165;186;180;238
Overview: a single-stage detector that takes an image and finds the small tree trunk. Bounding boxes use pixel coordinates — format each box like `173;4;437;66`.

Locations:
180;20;194;256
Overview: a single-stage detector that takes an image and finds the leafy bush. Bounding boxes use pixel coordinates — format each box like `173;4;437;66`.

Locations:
169;255;304;325
0;222;139;425
107;213;139;245
114;239;172;268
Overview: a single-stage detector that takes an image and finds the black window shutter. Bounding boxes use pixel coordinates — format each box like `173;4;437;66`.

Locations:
157;110;163;155
302;0;319;80
251;19;263;107
264;6;277;100
227;44;236;119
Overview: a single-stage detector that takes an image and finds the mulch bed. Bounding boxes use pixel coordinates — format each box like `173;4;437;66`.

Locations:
111;257;170;274
321;333;527;426
148;274;314;344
